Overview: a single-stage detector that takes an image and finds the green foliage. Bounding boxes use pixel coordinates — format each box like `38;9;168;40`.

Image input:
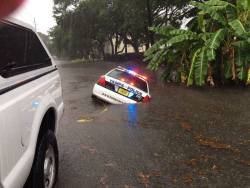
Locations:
50;0;192;59
205;29;226;50
145;0;250;86
229;19;246;36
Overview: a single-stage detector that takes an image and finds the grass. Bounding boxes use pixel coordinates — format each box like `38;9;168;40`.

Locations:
71;58;105;64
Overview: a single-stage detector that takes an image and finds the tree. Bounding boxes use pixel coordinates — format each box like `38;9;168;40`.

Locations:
145;0;250;86
50;0;192;59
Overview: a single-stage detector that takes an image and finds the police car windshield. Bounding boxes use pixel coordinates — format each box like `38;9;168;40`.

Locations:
108;69;148;92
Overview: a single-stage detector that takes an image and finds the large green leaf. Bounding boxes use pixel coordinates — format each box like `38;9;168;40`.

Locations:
234;48;250;81
225;4;237;22
197;14;206;32
149;26;174;37
147;48;168;71
205;0;231;7
205;29;226;49
235;49;246;81
191;0;229;10
229;19;246;36
144;39;168;58
169;29;197;36
198;10;226;25
187;48;209;86
187;50;199;86
206;49;216;61
237;0;250;11
193;0;237;24
232;40;248;48
247;69;250;84
210;11;227;25
193;48;209;86
223;59;232;80
167;34;198;46
191;0;228;24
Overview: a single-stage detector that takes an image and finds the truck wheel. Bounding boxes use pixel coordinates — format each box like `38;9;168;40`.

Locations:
32;131;59;188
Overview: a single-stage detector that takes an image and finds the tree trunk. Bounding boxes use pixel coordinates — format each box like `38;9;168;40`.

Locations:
132;42;139;54
125;44;128;54
207;63;215;87
109;37;114;55
115;34;119;55
100;43;105;59
146;0;154;45
229;48;236;80
124;38;128;54
145;41;150;50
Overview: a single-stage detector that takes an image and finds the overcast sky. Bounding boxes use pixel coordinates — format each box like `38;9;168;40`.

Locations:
12;0;56;34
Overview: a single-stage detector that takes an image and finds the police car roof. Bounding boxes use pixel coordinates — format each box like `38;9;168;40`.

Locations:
116;66;148;82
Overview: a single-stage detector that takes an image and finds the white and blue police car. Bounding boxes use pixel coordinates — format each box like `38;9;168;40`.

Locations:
92;66;151;104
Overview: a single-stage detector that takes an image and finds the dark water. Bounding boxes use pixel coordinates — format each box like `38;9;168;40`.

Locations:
57;61;250;188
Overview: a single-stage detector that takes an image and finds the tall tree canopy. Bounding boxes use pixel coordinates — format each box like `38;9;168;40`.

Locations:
50;0;192;58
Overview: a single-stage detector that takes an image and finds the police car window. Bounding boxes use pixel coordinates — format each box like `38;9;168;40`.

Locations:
108;69;148;92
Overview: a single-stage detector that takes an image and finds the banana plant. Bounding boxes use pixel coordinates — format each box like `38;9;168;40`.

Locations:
145;0;250;86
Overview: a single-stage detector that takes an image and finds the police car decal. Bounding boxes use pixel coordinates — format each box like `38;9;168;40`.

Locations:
109;79;143;96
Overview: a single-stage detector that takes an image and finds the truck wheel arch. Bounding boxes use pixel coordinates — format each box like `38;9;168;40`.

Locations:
36;107;56;146
24;107;57;187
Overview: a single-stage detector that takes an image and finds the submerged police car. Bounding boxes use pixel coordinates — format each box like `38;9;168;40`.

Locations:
92;66;151;104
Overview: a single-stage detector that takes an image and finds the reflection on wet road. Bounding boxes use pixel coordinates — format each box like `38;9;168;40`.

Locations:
127;104;137;127
57;61;250;188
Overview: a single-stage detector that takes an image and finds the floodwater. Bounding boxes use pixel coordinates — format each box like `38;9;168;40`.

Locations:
57;60;250;188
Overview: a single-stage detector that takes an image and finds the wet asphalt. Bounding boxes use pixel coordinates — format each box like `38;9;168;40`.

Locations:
56;61;250;188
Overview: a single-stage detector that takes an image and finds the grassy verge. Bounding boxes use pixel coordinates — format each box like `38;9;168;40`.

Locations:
70;59;92;64
70;59;105;64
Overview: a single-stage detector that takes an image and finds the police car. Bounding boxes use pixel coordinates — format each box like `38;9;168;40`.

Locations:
92;66;151;104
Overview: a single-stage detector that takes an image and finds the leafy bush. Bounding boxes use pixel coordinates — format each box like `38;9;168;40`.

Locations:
145;0;250;86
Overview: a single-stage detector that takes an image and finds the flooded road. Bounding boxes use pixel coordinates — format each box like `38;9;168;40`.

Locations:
57;61;250;188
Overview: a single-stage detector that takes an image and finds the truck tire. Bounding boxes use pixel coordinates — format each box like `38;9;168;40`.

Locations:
32;130;59;188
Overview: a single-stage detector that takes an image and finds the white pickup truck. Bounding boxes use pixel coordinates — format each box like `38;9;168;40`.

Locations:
0;18;64;188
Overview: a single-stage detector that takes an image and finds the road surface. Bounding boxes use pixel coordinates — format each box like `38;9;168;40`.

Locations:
56;61;250;188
